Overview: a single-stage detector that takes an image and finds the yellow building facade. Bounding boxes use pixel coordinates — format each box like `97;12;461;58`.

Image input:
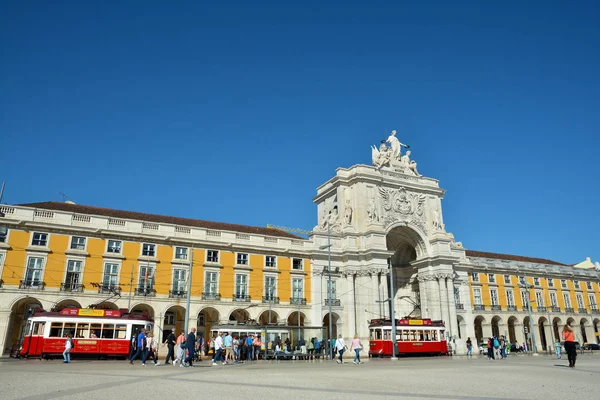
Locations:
0;202;315;355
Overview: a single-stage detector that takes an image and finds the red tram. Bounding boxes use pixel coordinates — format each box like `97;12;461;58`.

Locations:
369;318;448;357
19;308;153;359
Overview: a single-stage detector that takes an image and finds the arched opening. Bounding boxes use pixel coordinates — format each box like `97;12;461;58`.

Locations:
491;316;502;338
538;317;548;351
198;307;220;340
553;317;563;341
580;318;589;343
456;315;466;340
259;310;279;326
594;318;600;344
5;297;44;354
229;309;251;324
474;316;486;344
53;299;82;311
323;313;340;341
288;311;307;344
508;316;518;344
523;316;532;350
163;305;186;341
130;303;155;319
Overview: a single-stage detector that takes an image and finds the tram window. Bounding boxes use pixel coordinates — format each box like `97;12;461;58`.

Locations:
76;323;90;339
383;330;391;340
115;324;127;339
374;329;381;340
91;323;101;338
432;331;438;341
410;330;418;341
33;322;45;335
369;329;374;340
50;322;63;337
63;322;76;337
103;324;115;339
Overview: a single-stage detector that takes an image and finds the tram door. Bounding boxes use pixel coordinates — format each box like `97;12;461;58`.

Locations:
130;324;146;347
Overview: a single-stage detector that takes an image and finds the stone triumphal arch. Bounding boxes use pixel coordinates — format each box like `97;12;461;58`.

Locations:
309;132;475;352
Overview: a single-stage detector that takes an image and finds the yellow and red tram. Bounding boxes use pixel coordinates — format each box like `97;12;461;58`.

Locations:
19;308;153;359
369;318;448;357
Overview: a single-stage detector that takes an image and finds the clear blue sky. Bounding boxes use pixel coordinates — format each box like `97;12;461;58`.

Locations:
1;1;599;264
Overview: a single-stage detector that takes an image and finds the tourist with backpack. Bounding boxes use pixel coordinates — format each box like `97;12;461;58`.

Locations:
493;336;501;359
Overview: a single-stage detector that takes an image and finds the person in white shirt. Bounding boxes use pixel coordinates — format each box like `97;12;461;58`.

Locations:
212;332;224;366
335;334;346;364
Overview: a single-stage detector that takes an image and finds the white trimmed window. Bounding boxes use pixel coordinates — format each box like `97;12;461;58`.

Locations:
536;291;544;307
142;243;156;257
471;273;479;282
519;276;526;285
576;293;584;310
292;278;304;300
102;263;119;289
563;293;571;309
70;236;86;250
490;289;498;306
235;274;248;298
237;253;249;265
292;258;303;270
504;275;511;284
172;269;186;292
65;260;82;288
473;288;482;305
175;247;188;260
164;312;175;325
107;240;122;253
550;292;557;307
574;280;580;289
24;257;44;286
266;255;277;268
548;279;554;287
138;265;155;289
207;250;219;263
534;277;540;286
204;271;218;294
31;232;48;246
587;282;593;290
521;290;529;307
265;276;276;300
506;290;514;307
561;279;567;288
589;294;597;309
488;274;495;284
0;227;7;243
454;287;461;304
327;280;337;299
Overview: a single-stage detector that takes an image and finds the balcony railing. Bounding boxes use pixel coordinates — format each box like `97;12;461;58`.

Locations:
60;283;84;292
290;297;307;305
565;307;574;313
169;290;187;298
592;308;600;315
507;305;518;311
98;284;121;294
19;280;46;290
455;303;464;310
325;298;341;307
474;304;485;311
134;286;156;297
491;305;502;311
233;295;251;302
537;306;547;312
552;306;561;312
202;292;221;301
262;296;280;304
577;309;588;314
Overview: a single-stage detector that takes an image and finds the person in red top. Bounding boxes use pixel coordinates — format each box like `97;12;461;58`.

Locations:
561;324;577;368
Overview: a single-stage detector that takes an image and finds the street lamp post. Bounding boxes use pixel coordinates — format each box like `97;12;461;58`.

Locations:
388;257;398;360
519;277;538;356
319;222;334;361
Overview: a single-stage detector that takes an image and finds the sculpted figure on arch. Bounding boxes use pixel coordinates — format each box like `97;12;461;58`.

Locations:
386;130;410;161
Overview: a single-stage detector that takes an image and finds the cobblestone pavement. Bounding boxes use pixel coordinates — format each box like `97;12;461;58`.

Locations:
0;353;598;400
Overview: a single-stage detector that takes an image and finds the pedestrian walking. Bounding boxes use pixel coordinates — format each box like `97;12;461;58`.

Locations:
335;334;347;364
164;330;176;365
174;330;186;367
562;324;577;368
213;332;224;366
500;335;507;359
142;332;160;366
129;328;147;365
487;337;494;360
184;327;196;367
128;329;139;361
224;331;234;364
554;340;562;359
350;334;363;364
466;337;473;357
314;338;322;359
307;337;314;360
63;334;73;363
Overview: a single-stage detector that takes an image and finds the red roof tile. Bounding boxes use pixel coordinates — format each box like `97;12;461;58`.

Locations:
465;250;566;266
17;201;305;240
